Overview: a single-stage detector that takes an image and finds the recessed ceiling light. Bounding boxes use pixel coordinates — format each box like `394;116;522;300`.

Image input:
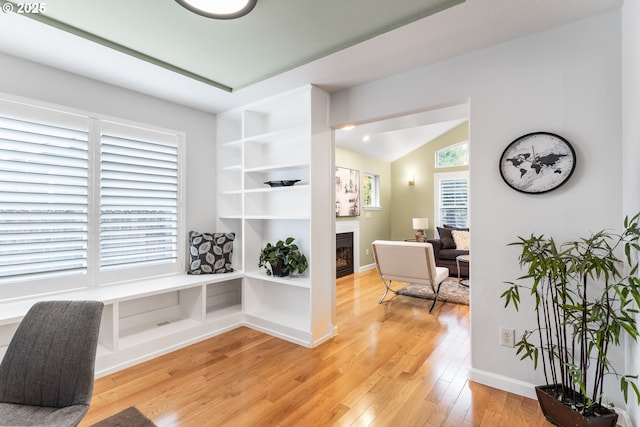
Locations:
363;135;371;142
175;0;257;19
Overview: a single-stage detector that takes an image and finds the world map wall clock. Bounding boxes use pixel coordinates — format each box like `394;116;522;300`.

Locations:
499;132;576;194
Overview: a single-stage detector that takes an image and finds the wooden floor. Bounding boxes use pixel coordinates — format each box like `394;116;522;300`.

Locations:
80;269;549;427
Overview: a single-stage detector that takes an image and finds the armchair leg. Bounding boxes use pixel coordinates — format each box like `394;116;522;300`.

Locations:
378;279;396;304
429;281;444;313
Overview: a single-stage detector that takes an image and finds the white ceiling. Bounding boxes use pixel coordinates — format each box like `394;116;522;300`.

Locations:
334;104;468;162
0;0;622;160
12;0;462;91
0;0;621;113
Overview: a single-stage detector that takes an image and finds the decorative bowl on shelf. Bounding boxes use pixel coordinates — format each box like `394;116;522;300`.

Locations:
264;180;301;187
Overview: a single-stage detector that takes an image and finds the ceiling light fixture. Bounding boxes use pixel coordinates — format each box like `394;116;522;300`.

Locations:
175;0;257;19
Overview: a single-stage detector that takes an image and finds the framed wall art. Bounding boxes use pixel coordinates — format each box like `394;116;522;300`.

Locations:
335;167;360;217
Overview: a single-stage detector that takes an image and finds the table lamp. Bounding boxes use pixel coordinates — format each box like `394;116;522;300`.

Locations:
413;218;428;242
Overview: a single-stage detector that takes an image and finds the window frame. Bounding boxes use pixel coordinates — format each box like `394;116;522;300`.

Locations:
94;120;185;286
435;141;469;168
0;94;186;299
362;172;381;210
434;171;469;229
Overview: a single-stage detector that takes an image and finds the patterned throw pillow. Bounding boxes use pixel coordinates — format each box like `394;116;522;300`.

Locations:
438;225;470;249
451;230;470;250
188;231;235;274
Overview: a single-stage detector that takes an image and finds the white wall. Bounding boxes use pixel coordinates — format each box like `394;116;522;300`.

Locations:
622;0;640;423
0;52;217;234
331;10;628;404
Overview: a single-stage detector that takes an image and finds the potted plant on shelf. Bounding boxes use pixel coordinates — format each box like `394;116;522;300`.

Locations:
258;237;308;277
501;214;640;427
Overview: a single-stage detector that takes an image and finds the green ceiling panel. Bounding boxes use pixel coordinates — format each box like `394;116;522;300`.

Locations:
17;0;464;91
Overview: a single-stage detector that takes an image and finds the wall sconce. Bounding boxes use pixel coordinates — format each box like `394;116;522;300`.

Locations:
408;174;415;185
413;217;428;242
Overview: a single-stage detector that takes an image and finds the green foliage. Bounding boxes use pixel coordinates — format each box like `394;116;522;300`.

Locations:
363;175;372;206
437;143;469;168
257;237;308;276
501;213;640;412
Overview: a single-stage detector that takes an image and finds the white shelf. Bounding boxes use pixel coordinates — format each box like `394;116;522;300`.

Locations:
205;304;242;322
244;124;308;143
119;318;201;349
244;184;309;194
244;214;309;220
93;272;243;304
96;344;111;358
221;139;243;147
244;271;311;288
218;214;244;222
244;163;308;173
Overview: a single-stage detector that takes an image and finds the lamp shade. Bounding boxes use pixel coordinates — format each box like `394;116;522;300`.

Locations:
412;218;428;230
175;0;257;19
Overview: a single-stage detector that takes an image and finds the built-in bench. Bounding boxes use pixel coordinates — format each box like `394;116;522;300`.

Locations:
0;271;245;377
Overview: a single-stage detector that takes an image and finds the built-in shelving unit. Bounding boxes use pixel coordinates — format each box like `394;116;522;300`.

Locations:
0;272;244;376
0;86;334;378
216;85;335;347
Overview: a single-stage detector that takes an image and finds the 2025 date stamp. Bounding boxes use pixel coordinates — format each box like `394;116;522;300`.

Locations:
2;2;47;14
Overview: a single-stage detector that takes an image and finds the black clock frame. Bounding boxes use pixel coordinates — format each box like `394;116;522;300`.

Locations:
499;132;576;194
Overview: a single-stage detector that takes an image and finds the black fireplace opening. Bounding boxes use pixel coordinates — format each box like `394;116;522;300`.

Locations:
336;232;354;278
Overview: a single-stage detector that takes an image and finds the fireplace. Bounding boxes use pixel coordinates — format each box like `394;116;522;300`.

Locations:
336;232;354;278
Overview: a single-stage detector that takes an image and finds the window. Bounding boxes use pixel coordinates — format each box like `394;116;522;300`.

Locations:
0;111;89;284
363;172;380;209
435;171;469;228
436;142;469;168
0;98;183;296
99;122;179;273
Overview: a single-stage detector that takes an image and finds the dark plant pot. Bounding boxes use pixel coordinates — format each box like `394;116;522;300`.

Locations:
270;260;289;277
535;385;618;427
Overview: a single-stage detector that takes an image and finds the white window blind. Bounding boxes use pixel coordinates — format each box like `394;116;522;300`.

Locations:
0;98;183;297
100;130;178;270
436;172;469;228
0;114;89;283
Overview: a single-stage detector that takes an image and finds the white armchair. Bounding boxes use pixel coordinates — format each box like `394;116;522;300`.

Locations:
372;240;449;312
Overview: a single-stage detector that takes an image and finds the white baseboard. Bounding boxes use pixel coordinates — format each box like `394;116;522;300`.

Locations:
359;263;376;272
614;407;633;427
467;367;537;399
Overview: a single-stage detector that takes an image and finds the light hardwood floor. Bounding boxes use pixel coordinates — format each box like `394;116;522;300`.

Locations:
80;269;549;426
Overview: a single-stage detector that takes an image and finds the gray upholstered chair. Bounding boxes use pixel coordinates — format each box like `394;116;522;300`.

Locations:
0;300;104;427
372;240;449;312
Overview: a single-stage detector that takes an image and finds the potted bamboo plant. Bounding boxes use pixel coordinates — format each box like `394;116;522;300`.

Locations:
258;237;308;277
502;214;640;427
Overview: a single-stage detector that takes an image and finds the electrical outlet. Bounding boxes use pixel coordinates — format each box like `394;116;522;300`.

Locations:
500;327;515;348
365;249;369;256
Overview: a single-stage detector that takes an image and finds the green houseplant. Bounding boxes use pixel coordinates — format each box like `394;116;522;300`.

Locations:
502;214;640;427
258;237;308;277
